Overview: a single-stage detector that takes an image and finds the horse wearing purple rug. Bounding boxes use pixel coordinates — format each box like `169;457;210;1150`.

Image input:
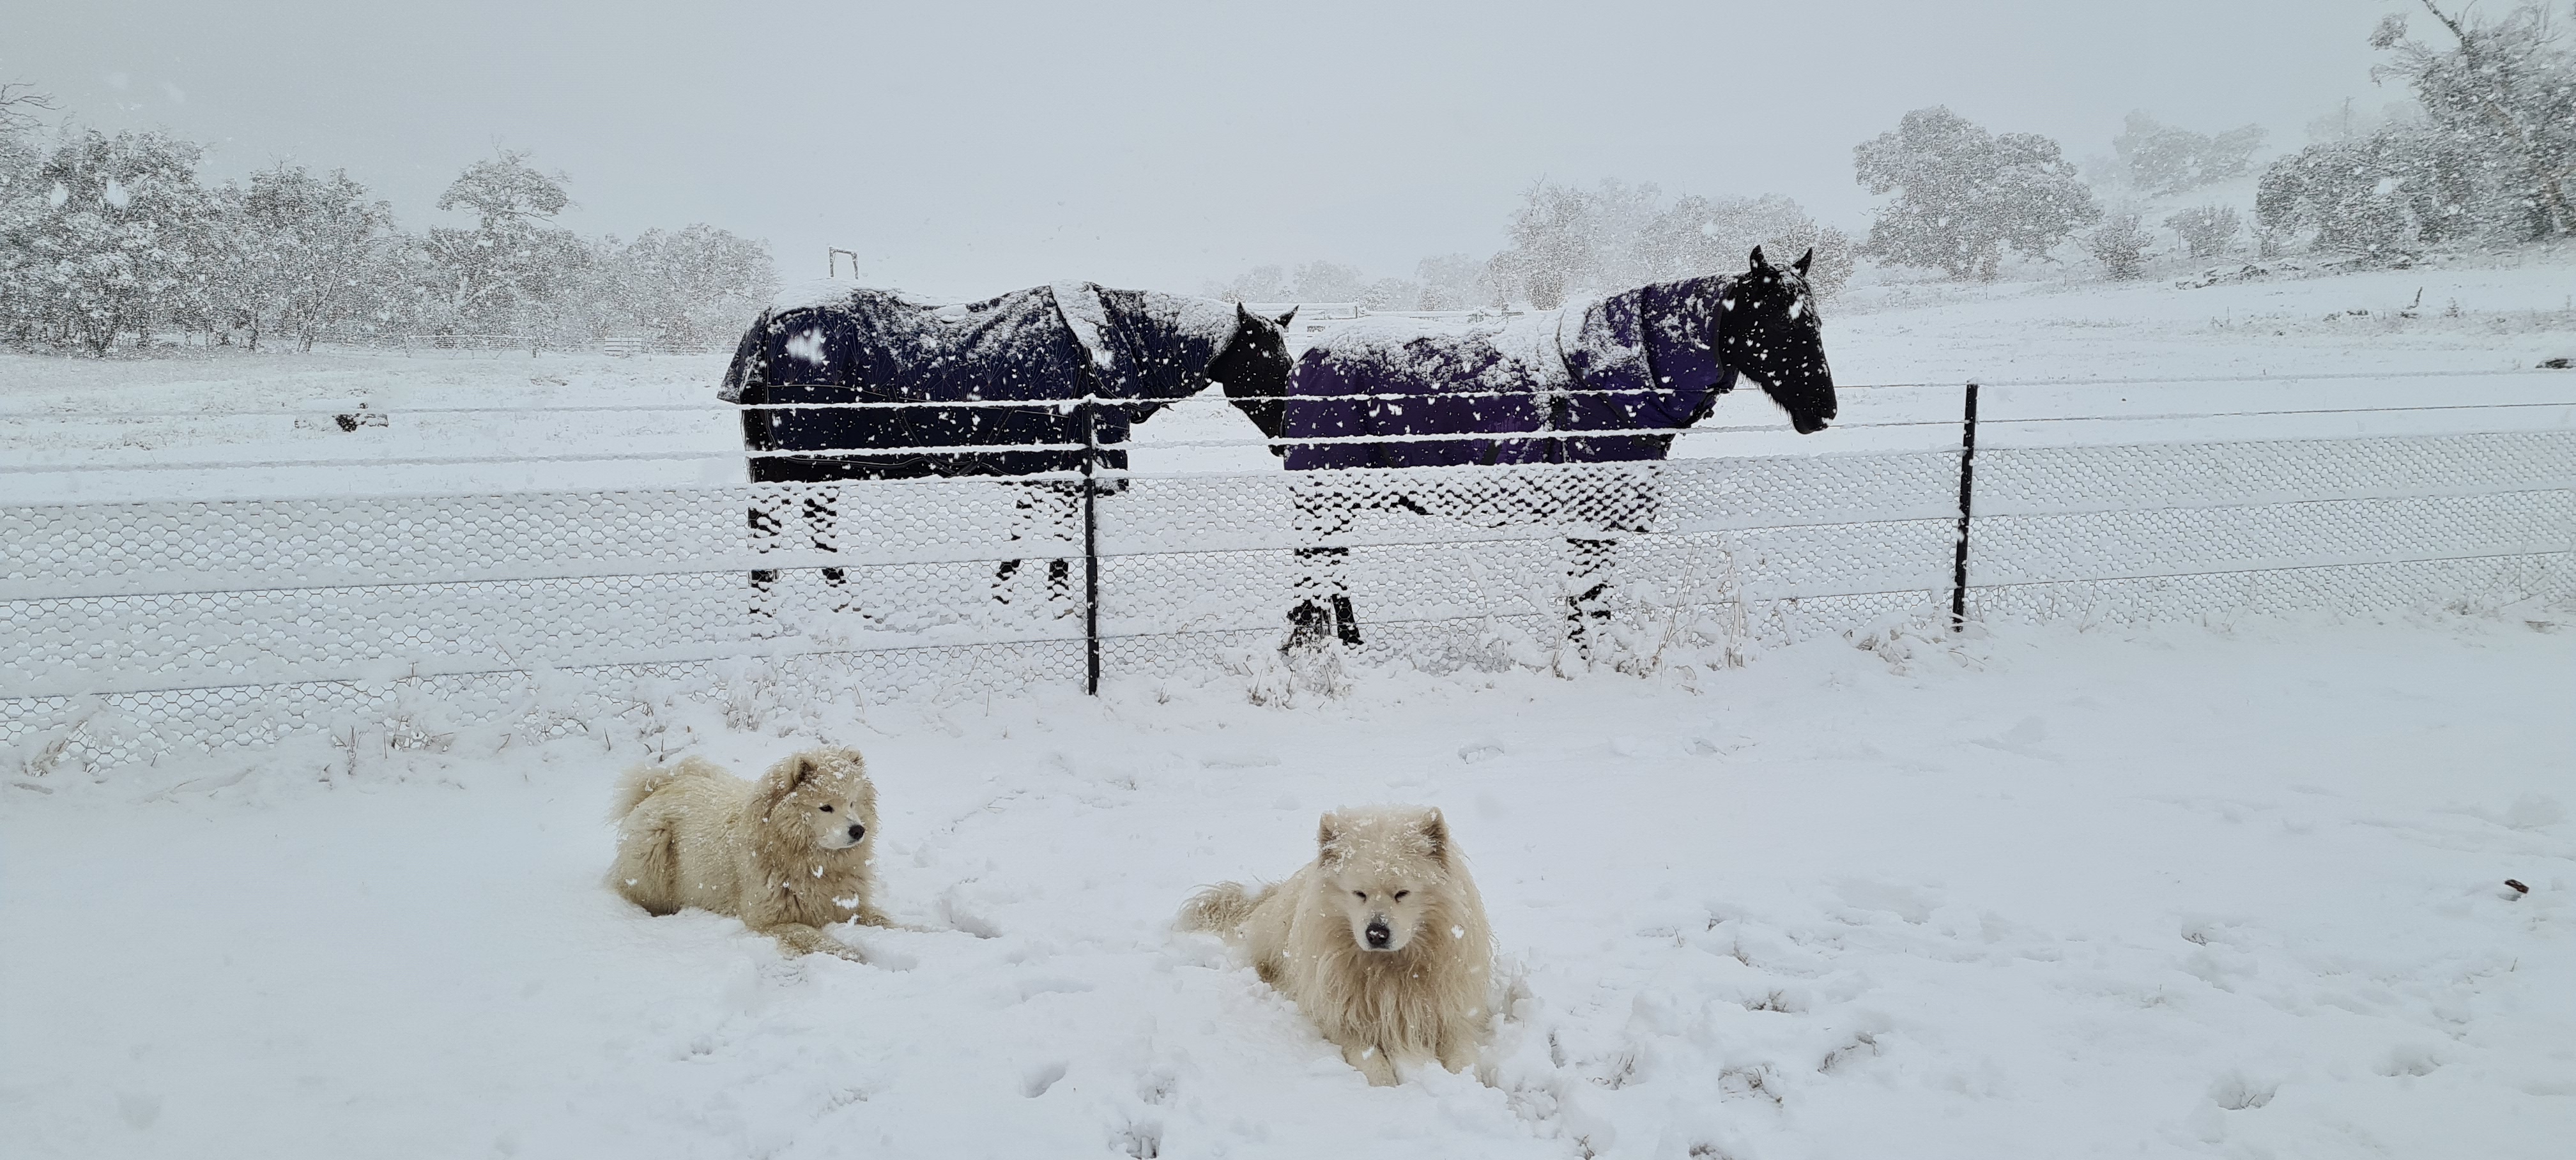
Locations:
1235;248;1838;651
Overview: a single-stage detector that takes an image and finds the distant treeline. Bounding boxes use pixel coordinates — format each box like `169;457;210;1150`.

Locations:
1215;0;2573;300
0;89;776;356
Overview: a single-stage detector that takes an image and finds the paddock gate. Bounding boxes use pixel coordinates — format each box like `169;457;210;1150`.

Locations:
4;365;2572;774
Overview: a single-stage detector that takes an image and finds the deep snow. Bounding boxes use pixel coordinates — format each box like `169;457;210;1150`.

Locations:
4;616;2570;1160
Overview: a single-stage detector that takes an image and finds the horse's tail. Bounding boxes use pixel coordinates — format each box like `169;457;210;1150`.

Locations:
1177;881;1269;937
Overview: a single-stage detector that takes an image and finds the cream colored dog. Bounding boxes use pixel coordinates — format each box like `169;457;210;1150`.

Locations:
607;747;891;961
1180;805;1495;1085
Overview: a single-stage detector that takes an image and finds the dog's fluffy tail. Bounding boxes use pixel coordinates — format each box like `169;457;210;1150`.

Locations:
609;755;726;822
1177;881;1268;936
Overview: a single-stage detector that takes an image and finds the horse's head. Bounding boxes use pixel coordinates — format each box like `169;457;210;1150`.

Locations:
1209;303;1297;455
1717;247;1836;434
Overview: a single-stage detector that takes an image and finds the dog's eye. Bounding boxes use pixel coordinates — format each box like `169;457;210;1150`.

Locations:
1394;890;1409;901
818;805;834;813
1353;890;1368;901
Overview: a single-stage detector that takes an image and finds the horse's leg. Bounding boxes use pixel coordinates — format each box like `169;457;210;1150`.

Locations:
1565;535;1618;653
1287;475;1361;649
1047;480;1080;618
804;487;850;614
993;482;1037;606
748;488;785;631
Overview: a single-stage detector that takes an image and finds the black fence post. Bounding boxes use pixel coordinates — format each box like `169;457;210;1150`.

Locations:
1081;393;1103;695
1950;381;1980;632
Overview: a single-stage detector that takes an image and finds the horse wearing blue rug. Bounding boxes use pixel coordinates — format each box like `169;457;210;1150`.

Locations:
721;280;1293;620
1235;248;1837;650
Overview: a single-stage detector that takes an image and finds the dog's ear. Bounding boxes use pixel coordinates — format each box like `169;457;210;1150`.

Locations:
1317;811;1342;853
1418;807;1450;864
758;751;822;816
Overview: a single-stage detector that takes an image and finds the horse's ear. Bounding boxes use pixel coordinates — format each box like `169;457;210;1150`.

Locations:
1273;307;1297;329
1793;248;1813;277
1748;245;1770;272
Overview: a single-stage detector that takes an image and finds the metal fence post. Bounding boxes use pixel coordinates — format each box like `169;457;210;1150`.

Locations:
1950;381;1981;632
1081;393;1103;695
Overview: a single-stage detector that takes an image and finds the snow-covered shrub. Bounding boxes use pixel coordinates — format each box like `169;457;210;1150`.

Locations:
2087;214;2154;279
2165;204;2243;259
1852;106;2100;280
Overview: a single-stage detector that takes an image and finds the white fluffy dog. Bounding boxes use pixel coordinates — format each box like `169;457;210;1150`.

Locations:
607;747;891;961
1180;805;1495;1085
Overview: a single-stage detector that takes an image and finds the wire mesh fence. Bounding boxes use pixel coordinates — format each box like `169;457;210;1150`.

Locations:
4;372;2572;773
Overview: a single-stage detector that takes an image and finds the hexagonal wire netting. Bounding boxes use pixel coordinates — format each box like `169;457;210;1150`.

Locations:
4;390;2572;774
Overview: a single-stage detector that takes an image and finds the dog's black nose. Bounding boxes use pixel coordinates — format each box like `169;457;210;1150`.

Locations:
847;823;866;841
1365;921;1392;949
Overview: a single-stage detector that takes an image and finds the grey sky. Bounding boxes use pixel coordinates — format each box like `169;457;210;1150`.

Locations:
8;0;2404;298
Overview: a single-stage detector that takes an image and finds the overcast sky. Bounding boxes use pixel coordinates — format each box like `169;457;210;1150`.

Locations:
8;0;2408;298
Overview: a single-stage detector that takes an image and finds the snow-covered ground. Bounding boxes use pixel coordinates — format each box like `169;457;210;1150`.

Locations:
4;263;2572;1157
3;615;2570;1159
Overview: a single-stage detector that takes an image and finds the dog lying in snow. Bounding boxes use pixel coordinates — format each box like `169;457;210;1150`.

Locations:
1180;805;1495;1085
607;747;893;961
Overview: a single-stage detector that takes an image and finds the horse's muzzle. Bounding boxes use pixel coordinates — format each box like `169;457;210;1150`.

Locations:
1792;413;1831;434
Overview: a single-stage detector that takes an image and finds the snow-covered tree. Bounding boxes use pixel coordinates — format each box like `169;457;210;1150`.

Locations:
1412;253;1484;310
2368;0;2575;238
0;129;218;353
598;224;778;344
1487;181;1855;303
422;150;588;333
1289;260;1368;303
2256;126;2482;258
2085;214;2154;279
1208;264;1289;302
1853;106;2100;280
204;164;397;349
2112;112;2267;195
2164;204;2243;259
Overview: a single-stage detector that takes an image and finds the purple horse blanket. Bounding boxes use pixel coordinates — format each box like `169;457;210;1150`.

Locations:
1282;276;1738;470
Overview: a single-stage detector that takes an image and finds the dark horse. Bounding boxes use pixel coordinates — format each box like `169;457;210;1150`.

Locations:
1227;247;1837;649
721;280;1295;618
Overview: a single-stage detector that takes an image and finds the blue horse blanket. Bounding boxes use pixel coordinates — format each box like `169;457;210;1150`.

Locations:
722;281;1236;479
1282;276;1738;470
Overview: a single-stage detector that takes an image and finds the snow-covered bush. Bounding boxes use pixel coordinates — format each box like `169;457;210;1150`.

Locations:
2087;214;2154;279
1852;106;2100;280
2165;204;2244;259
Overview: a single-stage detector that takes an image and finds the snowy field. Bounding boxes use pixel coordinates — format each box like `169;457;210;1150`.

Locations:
3;616;2570;1159
4;263;2573;1157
